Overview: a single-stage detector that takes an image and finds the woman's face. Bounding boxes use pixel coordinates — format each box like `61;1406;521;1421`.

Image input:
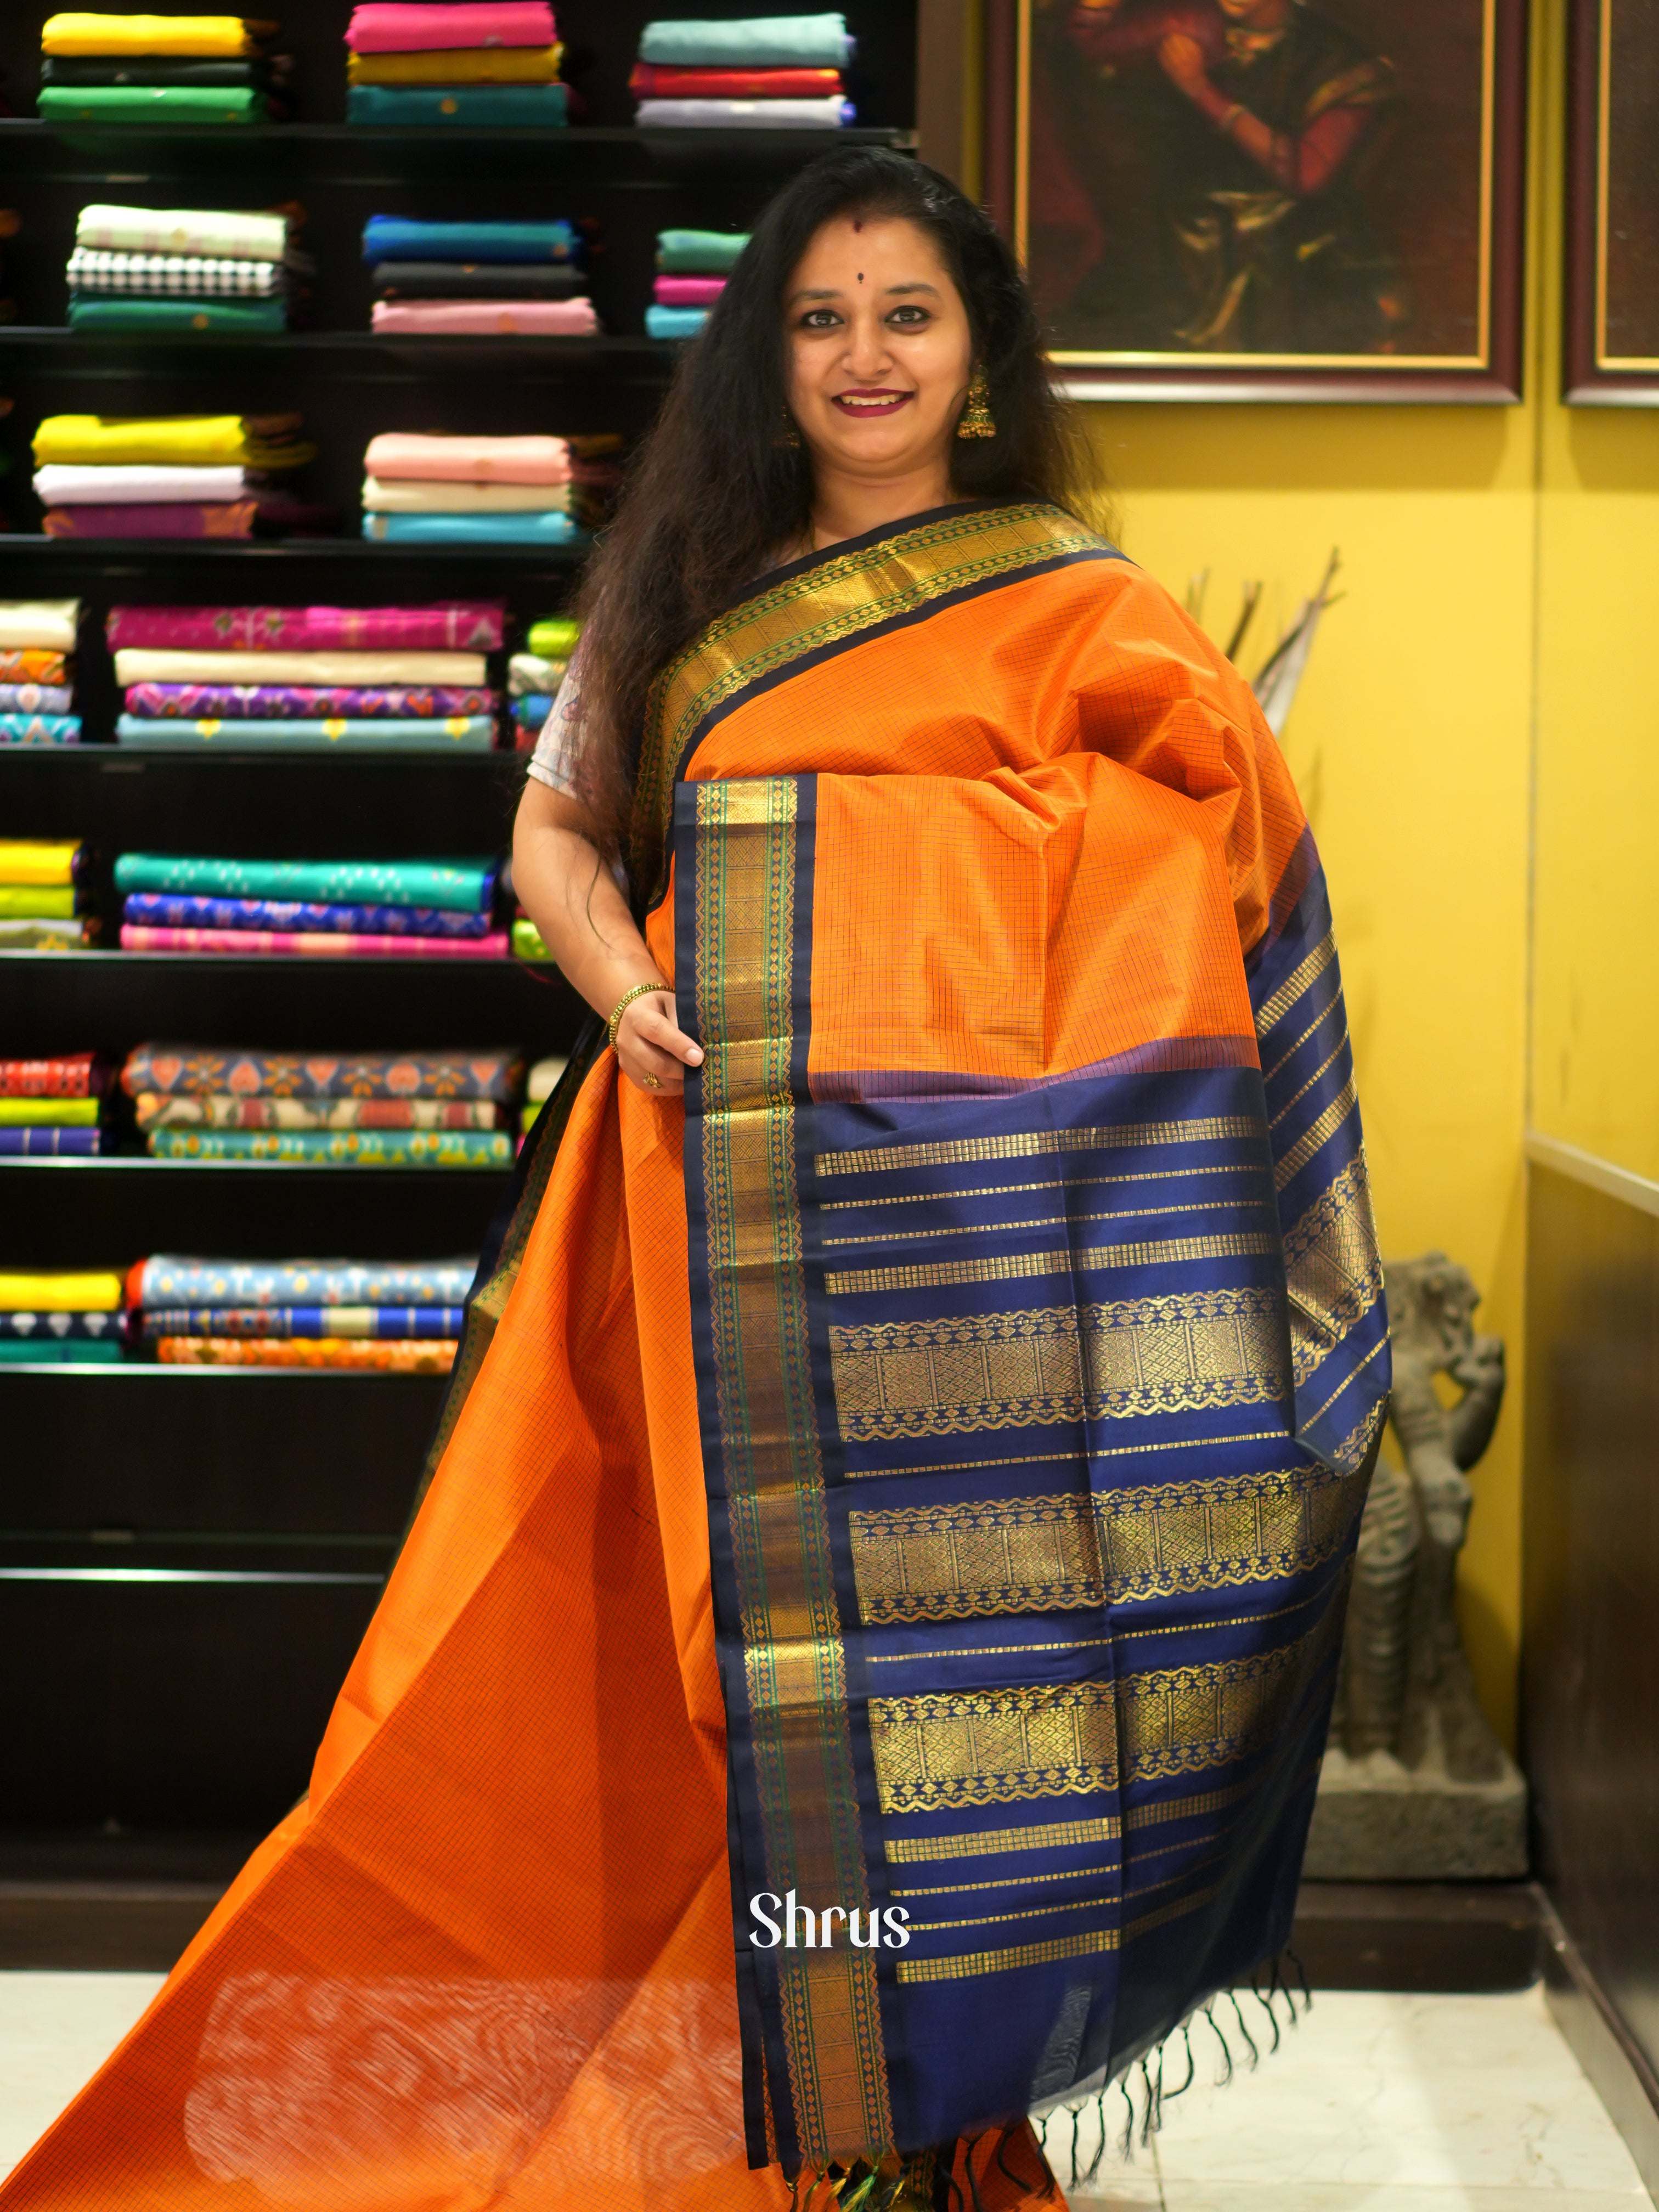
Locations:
783;213;974;481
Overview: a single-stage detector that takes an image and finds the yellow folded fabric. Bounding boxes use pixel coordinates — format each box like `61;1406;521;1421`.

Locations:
0;838;80;887
0;1099;98;1127
348;43;562;84
0;1272;125;1312
33;415;314;468
41;14;273;57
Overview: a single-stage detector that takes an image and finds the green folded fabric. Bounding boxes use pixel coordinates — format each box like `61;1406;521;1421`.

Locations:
0;1098;98;1125
38;84;268;123
114;854;496;911
639;15;851;67
0;885;75;918
69;296;287;332
0;1339;125;1363
657;228;751;273
346;84;569;126
148;1128;513;1166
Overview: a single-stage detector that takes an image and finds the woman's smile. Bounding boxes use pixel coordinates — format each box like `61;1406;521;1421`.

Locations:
831;387;913;416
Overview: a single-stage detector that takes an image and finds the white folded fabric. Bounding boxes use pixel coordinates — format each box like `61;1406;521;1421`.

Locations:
74;204;291;263
508;652;567;696
0;600;82;651
113;648;488;686
35;464;250;506
635;96;848;127
362;476;573;514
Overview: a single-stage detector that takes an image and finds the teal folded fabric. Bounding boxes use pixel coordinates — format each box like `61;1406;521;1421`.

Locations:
116;715;498;749
639;14;851;66
362;512;586;545
69;297;288;333
0;1339;125;1363
346;84;569;125
363;216;579;264
148;1129;513;1166
646;304;708;339
657;228;750;272
39;84;268;123
113;855;497;911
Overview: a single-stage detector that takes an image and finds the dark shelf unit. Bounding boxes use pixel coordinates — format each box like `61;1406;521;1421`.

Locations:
0;0;917;1859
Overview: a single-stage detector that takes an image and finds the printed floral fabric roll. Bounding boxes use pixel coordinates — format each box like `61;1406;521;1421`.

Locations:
121;893;494;936
106;602;506;652
155;1336;460;1370
146;1128;512;1165
123;683;497;718
132;1093;500;1130
121;1045;524;1101
132;1256;477;1306
122;923;510;957
143;1304;465;1339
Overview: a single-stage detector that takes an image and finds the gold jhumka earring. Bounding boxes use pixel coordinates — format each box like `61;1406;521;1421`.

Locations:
956;365;995;439
776;405;802;449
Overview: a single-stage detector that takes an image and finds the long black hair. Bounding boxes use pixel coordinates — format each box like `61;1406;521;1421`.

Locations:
571;146;1098;860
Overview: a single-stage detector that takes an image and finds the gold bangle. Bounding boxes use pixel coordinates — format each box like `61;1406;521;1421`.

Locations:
1218;102;1245;133
606;979;667;1050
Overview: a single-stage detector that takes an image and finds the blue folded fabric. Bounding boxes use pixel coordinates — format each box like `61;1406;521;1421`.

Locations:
347;84;570;126
116;714;498;749
0;714;81;743
362;512;588;546
362;216;580;266
512;693;556;724
639;13;853;66
142;1305;466;1340
0;1127;105;1156
646;304;709;340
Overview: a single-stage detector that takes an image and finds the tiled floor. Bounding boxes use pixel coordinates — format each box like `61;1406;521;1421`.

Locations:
0;1975;1651;2209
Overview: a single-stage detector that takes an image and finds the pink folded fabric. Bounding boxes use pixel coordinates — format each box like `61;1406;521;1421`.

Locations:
346;2;556;53
122;924;510;959
43;503;255;540
362;432;571;486
653;275;726;307
106;602;506;652
370;298;598;336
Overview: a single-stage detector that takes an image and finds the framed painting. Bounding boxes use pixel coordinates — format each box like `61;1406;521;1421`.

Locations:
1566;0;1659;402
983;0;1528;401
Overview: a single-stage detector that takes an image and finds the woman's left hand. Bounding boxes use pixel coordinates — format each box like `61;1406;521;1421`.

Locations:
1157;32;1210;95
616;987;704;1095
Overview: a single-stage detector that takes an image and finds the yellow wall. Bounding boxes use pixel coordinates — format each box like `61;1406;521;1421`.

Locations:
1093;405;1534;1748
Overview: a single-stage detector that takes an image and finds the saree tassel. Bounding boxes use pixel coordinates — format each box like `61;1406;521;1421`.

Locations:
1249;1971;1283;2056
1226;1985;1261;2067
1286;1942;1314;2012
1114;2076;1137;2164
1139;2055;1160;2150
1201;1997;1234;2085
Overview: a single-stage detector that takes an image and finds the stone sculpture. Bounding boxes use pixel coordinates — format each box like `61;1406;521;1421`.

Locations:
1304;1252;1527;1879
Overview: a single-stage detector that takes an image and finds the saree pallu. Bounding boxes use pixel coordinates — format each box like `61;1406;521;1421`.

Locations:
121;1043;523;1099
0;504;1383;2212
107;601;506;652
131;1256;477;1306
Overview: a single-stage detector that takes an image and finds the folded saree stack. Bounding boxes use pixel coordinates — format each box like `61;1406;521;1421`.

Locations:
63;202;306;335
0;839;95;951
362;215;596;337
507;608;579;747
345;2;570;127
130;1252;476;1368
122;1043;522;1166
109;599;504;748
0;1271;127;1364
33;414;322;540
0;602;81;742
648;224;747;337
360;432;589;545
115;853;509;960
0;1052;114;1156
37;14;294;124
633;13;853;128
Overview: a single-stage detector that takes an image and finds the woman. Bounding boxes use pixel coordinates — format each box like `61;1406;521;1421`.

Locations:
1;151;1386;2212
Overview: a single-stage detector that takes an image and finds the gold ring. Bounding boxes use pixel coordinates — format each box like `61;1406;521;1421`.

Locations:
642;1072;662;1090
